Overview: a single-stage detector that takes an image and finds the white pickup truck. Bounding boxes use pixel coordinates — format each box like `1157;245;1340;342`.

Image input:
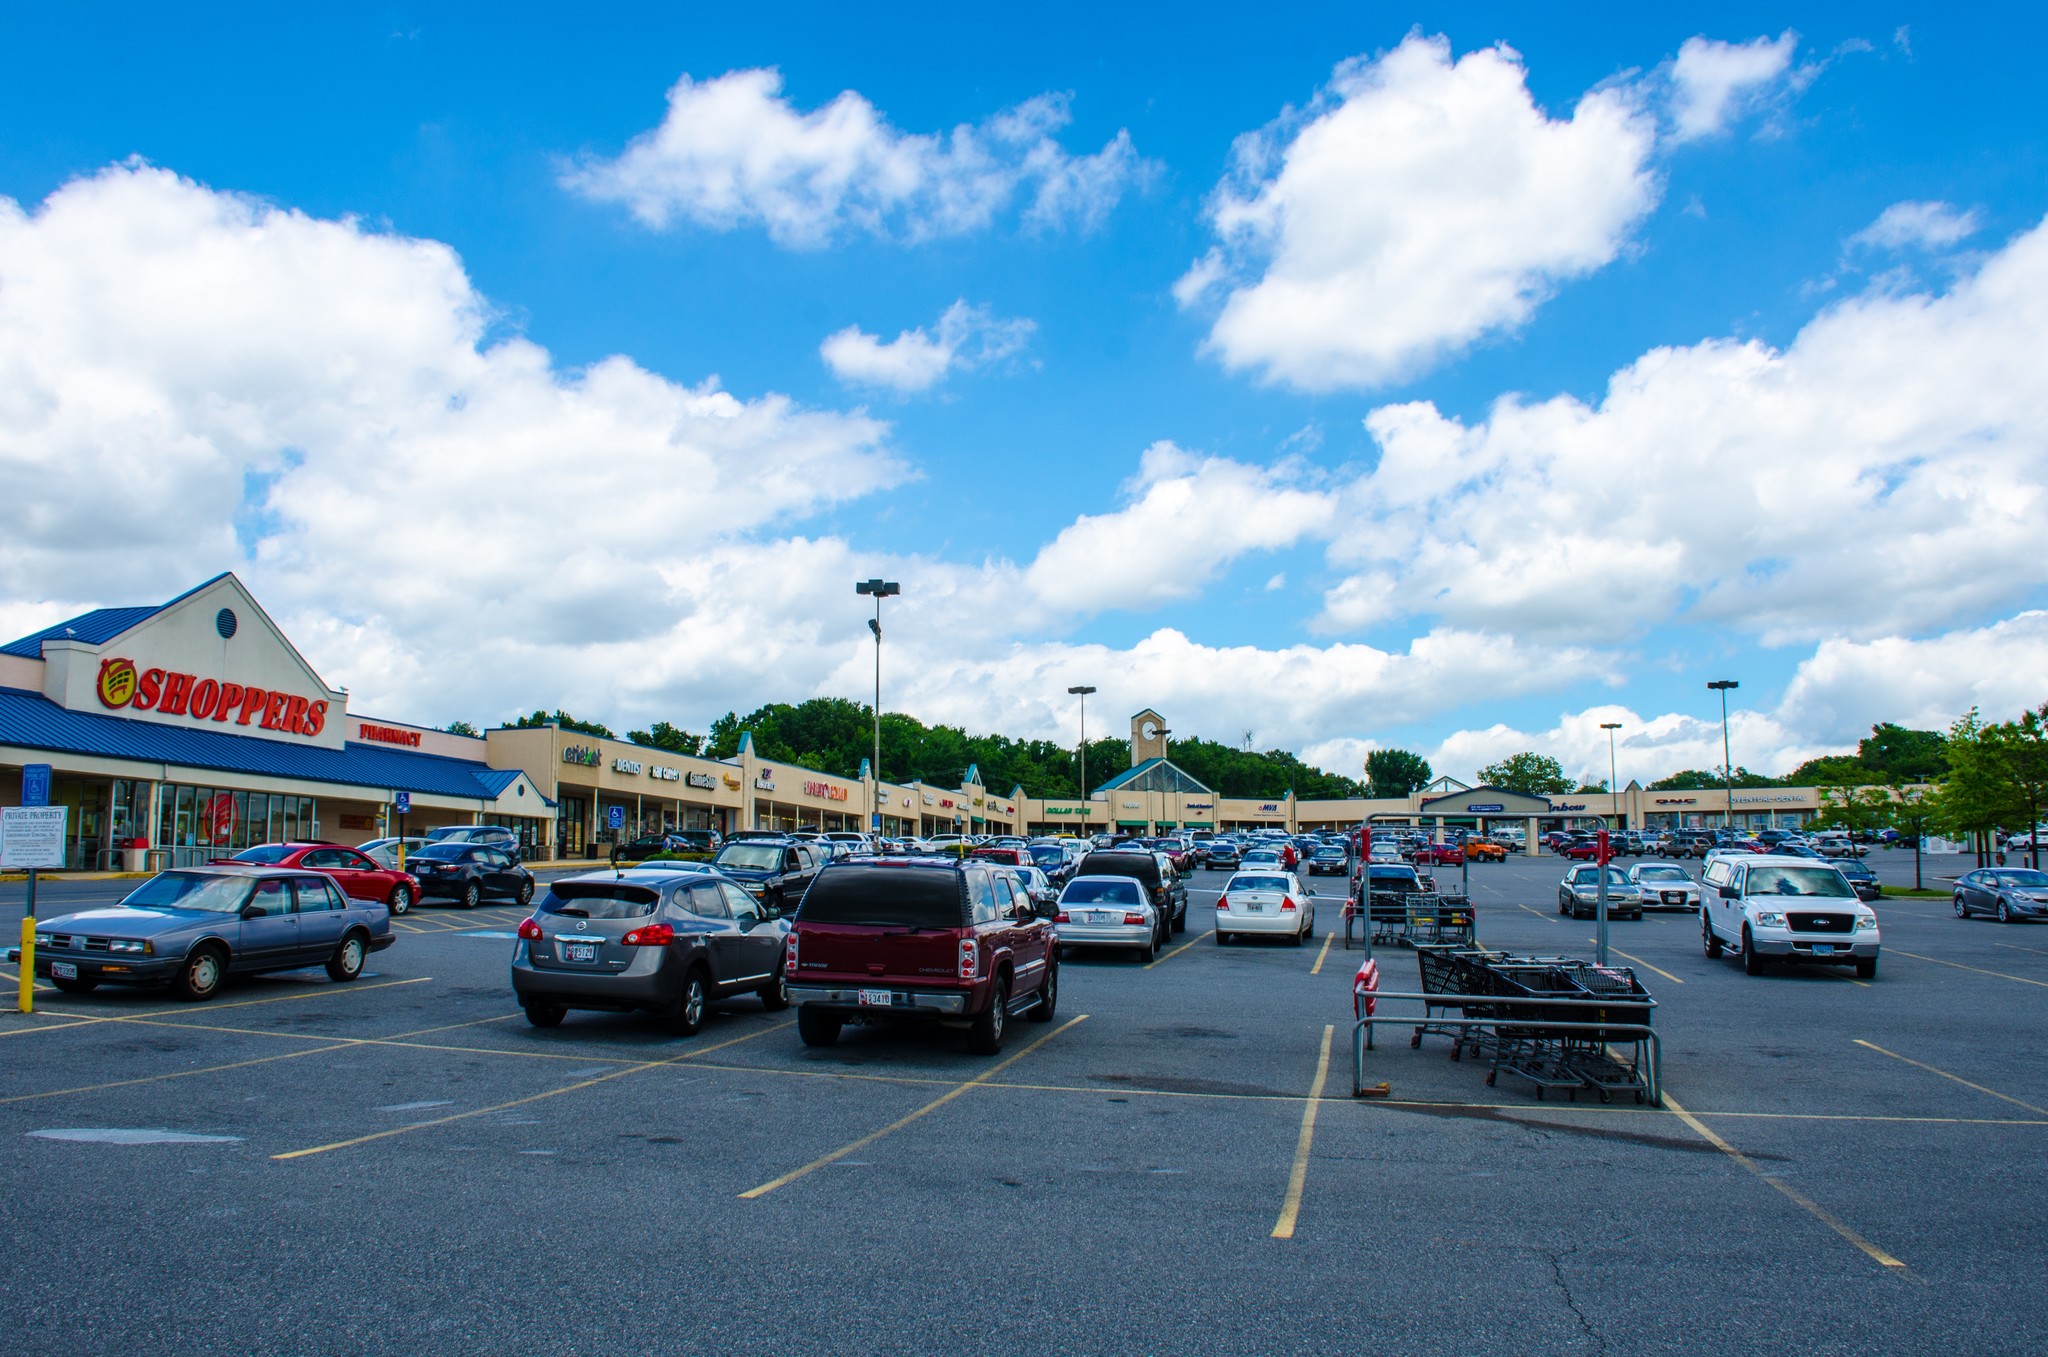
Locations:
1701;854;1880;979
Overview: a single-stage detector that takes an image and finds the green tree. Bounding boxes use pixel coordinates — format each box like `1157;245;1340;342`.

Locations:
1365;749;1433;799
1477;752;1574;797
1648;766;1776;791
627;721;703;755
511;709;614;739
442;720;480;737
1858;723;1948;781
1782;754;1873;787
1981;704;2048;868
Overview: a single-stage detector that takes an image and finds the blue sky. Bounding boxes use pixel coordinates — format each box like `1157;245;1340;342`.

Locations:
3;4;2046;784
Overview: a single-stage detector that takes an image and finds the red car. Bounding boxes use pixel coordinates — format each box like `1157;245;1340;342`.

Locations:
1413;842;1465;866
225;841;423;915
1561;840;1608;862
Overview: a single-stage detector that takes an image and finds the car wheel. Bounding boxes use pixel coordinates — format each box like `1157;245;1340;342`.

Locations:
524;1003;566;1028
1215;930;1229;946
1742;927;1764;976
1856;957;1878;980
516;879;534;907
1954;895;1967;918
1303;908;1315;940
1172;907;1187;935
1136;933;1156;964
388;884;412;916
794;998;853;1045
173;945;227;1002
460;880;480;910
759;975;791;1011
324;931;368;982
662;968;708;1037
1558;896;1569;914
1027;960;1058;1023
966;977;1009;1055
51;975;99;994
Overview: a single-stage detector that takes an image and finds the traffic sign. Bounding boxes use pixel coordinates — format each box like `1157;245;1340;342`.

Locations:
395;791;411;814
1;806;67;870
608;806;625;830
21;764;51;807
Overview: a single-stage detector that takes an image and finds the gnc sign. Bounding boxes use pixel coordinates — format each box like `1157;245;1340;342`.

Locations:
96;657;329;738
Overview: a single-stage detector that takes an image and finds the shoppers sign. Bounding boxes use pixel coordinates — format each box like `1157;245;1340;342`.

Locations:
803;781;849;802
0;806;67;869
96;656;328;736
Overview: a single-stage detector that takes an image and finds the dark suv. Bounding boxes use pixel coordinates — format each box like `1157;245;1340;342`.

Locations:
710;838;825;915
511;869;790;1033
785;859;1058;1055
1078;850;1187;943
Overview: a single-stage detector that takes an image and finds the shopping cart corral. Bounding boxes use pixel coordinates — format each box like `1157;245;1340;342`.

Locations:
1342;870;1475;950
1354;946;1662;1106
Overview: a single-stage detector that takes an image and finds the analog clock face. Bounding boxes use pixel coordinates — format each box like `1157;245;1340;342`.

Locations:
1141;721;1158;740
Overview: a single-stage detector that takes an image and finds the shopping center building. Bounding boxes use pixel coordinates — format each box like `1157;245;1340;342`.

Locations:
0;578;1872;870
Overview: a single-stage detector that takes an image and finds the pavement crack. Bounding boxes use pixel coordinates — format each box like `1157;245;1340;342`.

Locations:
1545;1246;1607;1357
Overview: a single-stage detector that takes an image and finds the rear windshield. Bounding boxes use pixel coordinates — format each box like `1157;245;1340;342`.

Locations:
1744;867;1854;898
1232;875;1291;892
1080;854;1160;885
122;872;254;914
799;867;968;928
414;844;468;862
232;845;293;864
1061;878;1141;906
716;844;786;871
540;882;659;919
1367;867;1420;884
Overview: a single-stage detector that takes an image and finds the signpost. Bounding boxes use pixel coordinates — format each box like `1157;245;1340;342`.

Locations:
4;803;68;1013
21;764;51;807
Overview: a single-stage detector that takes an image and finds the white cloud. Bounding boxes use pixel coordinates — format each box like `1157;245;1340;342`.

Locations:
1667;32;1801;142
561;69;1144;247
820;300;1035;393
1176;33;1660;391
1429;704;1828;787
1317;211;2048;645
1850;200;1983;253
1777;612;2048;744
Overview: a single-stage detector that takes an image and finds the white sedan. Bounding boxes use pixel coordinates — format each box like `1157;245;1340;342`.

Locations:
1054;875;1160;963
1215;870;1316;946
1629;862;1703;912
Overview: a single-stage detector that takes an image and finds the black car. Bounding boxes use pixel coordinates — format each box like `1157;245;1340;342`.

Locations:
409;843;536;908
1306;845;1350;875
1952;867;2048;923
425;824;524;861
1026;842;1074;888
1828;857;1882;902
1077;850;1187;943
1205;840;1242;871
710;838;826;915
511;869;790;1032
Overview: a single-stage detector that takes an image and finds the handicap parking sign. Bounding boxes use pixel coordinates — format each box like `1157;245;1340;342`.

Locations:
608;806;625;830
394;791;411;815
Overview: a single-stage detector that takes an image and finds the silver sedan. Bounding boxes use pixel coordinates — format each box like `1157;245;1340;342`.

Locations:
1054;875;1159;963
1629;862;1702;912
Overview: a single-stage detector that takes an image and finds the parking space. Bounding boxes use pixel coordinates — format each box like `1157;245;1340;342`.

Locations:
3;854;2047;1354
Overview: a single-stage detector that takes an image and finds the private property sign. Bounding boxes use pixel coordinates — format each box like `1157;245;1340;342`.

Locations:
2;806;68;870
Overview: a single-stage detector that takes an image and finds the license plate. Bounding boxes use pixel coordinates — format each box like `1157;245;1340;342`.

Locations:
1665;892;1683;904
857;989;895;1007
1810;943;1835;955
563;942;598;963
51;961;77;980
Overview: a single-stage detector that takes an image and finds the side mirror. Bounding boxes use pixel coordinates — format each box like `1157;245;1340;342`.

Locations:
736;913;761;931
240;903;265;920
1718;883;1738;899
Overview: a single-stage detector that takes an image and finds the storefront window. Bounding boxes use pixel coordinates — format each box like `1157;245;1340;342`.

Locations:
557;797;587;856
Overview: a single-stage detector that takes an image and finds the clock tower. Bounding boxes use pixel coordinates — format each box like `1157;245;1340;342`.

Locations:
1130;709;1168;765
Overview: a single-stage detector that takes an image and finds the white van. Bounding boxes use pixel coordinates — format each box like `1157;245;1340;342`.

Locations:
1700;853;1880;978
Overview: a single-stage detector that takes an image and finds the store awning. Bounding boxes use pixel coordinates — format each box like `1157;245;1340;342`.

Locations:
1153;821;1177;829
1115;819;1149;828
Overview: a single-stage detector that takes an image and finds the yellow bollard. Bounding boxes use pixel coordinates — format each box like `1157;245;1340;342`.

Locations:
17;917;32;1014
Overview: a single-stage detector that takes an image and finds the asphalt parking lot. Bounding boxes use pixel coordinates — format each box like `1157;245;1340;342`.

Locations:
2;850;2044;1356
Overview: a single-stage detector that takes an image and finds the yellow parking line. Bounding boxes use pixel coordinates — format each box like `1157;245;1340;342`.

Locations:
1144;931;1214;970
1889;948;2048;989
1271;1024;1334;1240
739;1015;1087;1199
1309;933;1336;975
0;1014;514;1106
1662;1090;1908;1273
1853;1039;2048;1116
272;1020;792;1160
1584;940;1685;985
0;976;432;1039
1518;904;1560;924
1993;941;2048;957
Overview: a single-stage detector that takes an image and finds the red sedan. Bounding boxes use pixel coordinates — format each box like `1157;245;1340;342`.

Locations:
1561;840;1609;861
225;841;423;915
1413;842;1466;866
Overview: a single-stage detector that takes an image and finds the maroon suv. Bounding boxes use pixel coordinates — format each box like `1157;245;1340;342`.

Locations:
784;858;1058;1055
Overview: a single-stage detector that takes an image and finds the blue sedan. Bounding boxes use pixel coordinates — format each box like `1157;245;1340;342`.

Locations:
22;866;395;1001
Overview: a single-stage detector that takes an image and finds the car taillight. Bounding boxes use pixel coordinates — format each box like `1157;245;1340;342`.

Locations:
621;922;674;946
958;937;978;980
784;932;798;975
1216;895;1228;910
1282;896;1298;911
1055;910;1070;923
1123;912;1145;925
516;918;544;941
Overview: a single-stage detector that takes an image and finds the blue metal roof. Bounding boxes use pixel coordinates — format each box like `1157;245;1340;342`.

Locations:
2;606;165;658
0;686;527;803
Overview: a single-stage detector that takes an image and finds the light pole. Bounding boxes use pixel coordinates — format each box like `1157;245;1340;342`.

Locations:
1601;721;1622;828
1709;680;1739;838
857;579;900;839
1068;685;1096;837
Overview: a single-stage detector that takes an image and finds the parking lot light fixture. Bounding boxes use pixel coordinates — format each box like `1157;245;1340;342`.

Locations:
857;580;901;834
1068;685;1096;834
1708;681;1740;834
1600;722;1622;825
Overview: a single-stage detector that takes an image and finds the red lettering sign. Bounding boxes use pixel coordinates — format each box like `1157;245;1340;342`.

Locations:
358;723;424;747
94;657;328;740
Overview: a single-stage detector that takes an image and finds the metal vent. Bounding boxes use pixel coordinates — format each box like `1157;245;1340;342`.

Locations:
215;608;238;639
